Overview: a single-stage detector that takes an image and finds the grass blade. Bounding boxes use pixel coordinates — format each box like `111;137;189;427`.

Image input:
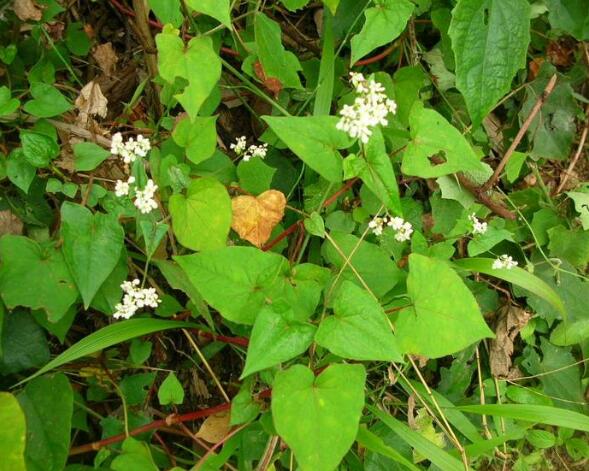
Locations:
457;404;589;432
368;405;468;471
16;318;195;386
453;258;565;315
313;9;335;116
356;427;420;471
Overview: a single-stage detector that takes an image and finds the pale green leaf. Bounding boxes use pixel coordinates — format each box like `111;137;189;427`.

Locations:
172;115;217;165
185;0;231;27
401;104;485;178
315;281;402;361
0;86;19;116
567;191;589;230
169;177;232;251
111;437;158;471
449;0;530;127
148;0;183;27
23;83;72;118
272;364;366;471
350;0;414;64
395;254;494;358
155;25;221;118
73;142;110;172
0;392;26;471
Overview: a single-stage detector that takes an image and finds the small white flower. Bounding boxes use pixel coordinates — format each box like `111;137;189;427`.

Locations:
394;221;413;242
492;255;518;270
387;216;405;231
114;176;136;197
230;136;247;155
336;72;397;144
134;179;158;214
368;216;385;236
110;132;151;164
249;143;268;159
113;278;161;320
468;213;488;235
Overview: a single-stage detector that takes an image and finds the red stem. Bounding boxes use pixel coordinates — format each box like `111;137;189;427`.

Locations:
354;44;397;66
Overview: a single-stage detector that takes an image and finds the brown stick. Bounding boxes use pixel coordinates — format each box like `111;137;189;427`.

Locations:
457;172;517;220
481;74;558;191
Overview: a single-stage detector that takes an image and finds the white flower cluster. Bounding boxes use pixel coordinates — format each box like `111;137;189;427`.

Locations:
134;179;158;214
368;215;413;242
113;279;161;320
114;177;159;214
230;136;268;162
468;213;488;235
336;72;398;144
492;255;518;270
111;132;151;164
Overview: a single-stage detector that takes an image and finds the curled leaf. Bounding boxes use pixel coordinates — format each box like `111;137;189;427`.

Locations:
195;411;231;443
231;190;286;248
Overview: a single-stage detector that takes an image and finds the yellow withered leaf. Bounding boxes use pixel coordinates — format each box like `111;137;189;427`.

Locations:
231;190;286;248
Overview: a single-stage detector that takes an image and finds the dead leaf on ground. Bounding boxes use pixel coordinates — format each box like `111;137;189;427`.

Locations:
14;0;43;21
195;411;231;443
75;81;108;126
253;61;283;98
0;210;23;236
231;190;287;248
93;43;118;77
490;305;531;378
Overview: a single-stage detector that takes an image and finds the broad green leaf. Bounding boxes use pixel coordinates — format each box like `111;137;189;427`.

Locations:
139;220;169;259
242;304;316;377
368;405;464;471
73;142;110;171
158;372;185;405
172;115;217;164
185;0;231;28
304;212;325;238
0;392;26;471
0;310;49;375
0;236;78;322
254;13;303;89
148;0;183;27
548;225;589;268
353;128;401;214
156;25;221;118
6;149;36;193
169;177;232;251
356;427;420;471
20;130;59;168
322;232;402;298
395;254;493;358
520;66;578;160
449;0;530;127
120;372;156;406
17;373;73;471
453;257;566;316
263;115;353;182
392;65;429;127
526;430;556;449
467;224;513;257
237;158;276;194
272;364;366;471
23;83;72;118
18;319;196;385
547;0;589;40
61;203;125;308
350;0;414;64
111;437;158;471
457;404;589;432
401;104;485;178
175;247;327;324
0;86;19;116
315;281;402;361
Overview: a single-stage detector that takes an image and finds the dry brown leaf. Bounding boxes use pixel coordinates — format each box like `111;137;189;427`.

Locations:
0;210;23;236
231;190;286;248
195;411;231;443
93;43;118;77
489;305;531;378
14;0;43;21
75;81;108;126
253;61;283;98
